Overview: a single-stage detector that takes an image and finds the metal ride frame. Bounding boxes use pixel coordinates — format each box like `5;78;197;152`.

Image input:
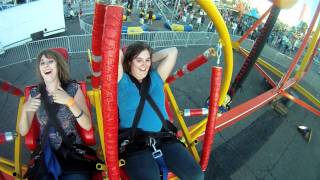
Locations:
0;0;319;180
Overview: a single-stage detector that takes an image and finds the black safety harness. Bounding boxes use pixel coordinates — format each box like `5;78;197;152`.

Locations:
119;74;178;180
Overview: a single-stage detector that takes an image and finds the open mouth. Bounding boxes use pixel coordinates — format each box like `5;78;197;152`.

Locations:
44;70;52;75
139;67;147;72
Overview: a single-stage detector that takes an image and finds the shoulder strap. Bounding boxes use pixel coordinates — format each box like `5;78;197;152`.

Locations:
128;74;150;129
145;95;168;130
128;74;168;130
38;83;73;149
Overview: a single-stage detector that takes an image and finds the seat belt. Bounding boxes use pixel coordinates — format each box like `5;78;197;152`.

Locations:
128;74;169;180
39;83;74;147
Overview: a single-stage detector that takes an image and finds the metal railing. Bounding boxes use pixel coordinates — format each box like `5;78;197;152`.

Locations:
79;14;94;34
0;31;216;69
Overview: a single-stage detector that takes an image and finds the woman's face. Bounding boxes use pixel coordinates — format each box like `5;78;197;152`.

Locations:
130;49;151;81
39;55;58;83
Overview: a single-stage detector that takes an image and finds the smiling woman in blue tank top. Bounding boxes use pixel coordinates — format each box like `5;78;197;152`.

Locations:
118;41;204;180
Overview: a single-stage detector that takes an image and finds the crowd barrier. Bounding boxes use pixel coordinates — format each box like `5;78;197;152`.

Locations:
0;31;216;69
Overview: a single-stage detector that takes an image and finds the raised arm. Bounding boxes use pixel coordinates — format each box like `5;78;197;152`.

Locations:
153;47;178;81
118;49;124;82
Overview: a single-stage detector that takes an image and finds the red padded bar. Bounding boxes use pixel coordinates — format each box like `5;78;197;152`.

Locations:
76;82;96;145
200;66;222;171
101;5;123;180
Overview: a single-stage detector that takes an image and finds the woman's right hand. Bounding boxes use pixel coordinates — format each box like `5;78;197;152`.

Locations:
23;94;41;112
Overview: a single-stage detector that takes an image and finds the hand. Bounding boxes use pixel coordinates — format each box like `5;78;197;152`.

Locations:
52;86;73;106
23;94;41;112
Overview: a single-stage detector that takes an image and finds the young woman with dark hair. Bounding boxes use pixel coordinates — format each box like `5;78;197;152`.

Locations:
118;41;204;180
19;49;96;180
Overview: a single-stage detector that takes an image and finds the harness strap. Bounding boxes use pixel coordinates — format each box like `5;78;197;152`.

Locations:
130;74;150;138
39;83;74;148
128;74;170;180
149;137;168;180
146;94;168;130
121;73;150;142
128;74;169;130
39;83;70;179
156;156;168;180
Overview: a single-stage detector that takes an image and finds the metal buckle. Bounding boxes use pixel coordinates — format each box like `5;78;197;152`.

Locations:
120;139;130;152
149;137;163;159
152;149;163;159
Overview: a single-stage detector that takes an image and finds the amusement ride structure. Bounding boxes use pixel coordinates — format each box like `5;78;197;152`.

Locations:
0;0;319;179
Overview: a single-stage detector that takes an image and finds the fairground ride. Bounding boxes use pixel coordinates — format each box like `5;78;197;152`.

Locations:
0;0;319;179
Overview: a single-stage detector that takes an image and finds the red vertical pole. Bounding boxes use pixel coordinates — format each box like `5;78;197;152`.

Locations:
200;66;223;171
101;5;123;180
91;3;106;88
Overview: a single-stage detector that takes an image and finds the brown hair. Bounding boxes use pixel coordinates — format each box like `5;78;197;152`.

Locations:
123;41;153;74
36;49;70;83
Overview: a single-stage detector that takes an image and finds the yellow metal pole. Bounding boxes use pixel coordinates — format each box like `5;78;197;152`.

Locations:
291;83;320;108
0;158;14;167
169;177;179;180
164;84;200;161
0;165;15;177
92;89;106;160
190;119;208;142
14;97;24;179
189;118;207;135
88;49;93;65
295;21;320;79
0;158;27;177
87;90;95;107
196;0;233;106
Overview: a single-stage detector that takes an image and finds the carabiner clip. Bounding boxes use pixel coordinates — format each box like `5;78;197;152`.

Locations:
149;137;163;159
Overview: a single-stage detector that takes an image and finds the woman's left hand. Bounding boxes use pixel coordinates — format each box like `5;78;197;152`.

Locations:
52;86;73;106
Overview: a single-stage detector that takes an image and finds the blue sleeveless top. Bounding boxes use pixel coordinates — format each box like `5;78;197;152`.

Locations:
118;70;169;132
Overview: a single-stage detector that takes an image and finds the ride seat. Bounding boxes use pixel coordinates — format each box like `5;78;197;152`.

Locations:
24;81;96;151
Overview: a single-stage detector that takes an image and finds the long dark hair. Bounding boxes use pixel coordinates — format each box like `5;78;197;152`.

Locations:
36;49;70;83
123;41;153;74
